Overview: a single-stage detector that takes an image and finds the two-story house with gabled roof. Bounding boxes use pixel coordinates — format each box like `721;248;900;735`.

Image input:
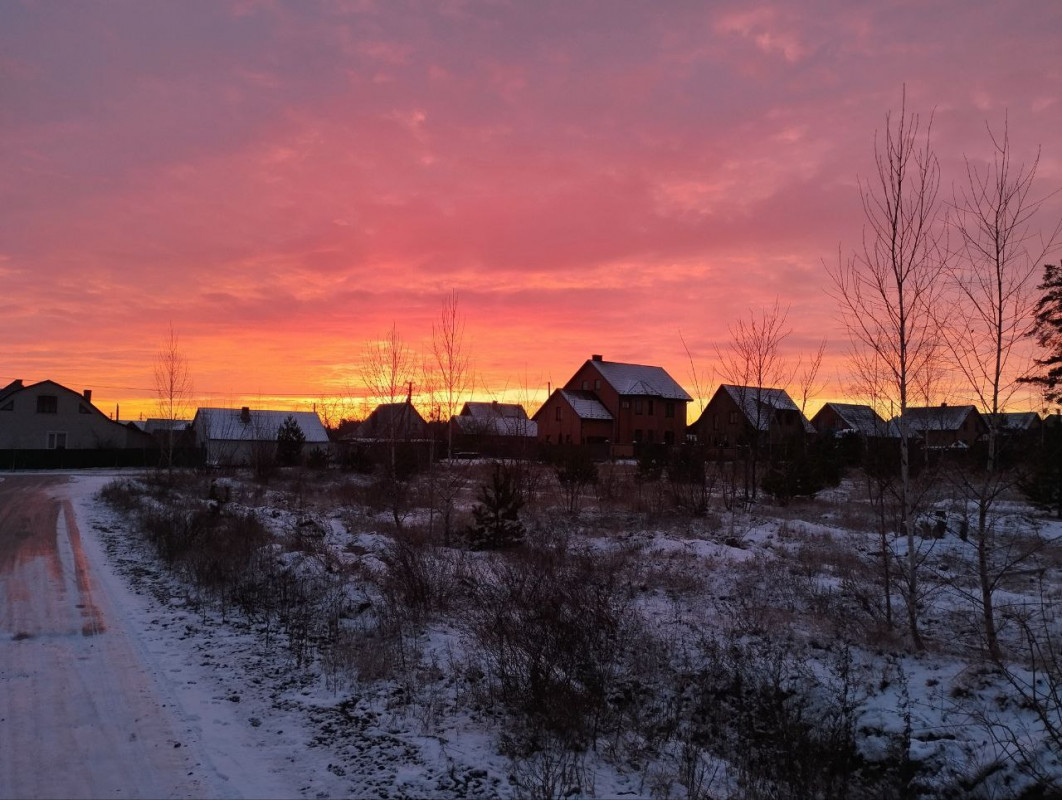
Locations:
533;354;692;456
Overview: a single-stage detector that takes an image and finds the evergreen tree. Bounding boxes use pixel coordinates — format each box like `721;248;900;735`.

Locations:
276;415;306;466
467;464;525;549
1024;263;1062;407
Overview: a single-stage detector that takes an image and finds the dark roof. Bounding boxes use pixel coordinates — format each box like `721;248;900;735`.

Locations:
0;379;24;403
353;402;428;439
587;359;692;401
460;401;529;420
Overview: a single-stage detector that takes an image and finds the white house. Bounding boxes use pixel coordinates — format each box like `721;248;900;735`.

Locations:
192;407;330;466
0;379;148;451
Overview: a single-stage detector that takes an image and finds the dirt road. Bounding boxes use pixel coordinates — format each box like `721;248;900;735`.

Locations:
0;475;208;799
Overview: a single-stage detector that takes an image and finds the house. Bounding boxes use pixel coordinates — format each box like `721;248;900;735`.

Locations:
812;403;896;438
193;407;330;466
353;402;429;441
0;379;151;453
895;404;987;449
533;354;692;456
691;385;814;450
450;401;537;456
982;411;1042;437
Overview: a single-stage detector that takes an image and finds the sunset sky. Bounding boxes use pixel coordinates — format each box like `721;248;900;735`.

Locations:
3;1;1061;422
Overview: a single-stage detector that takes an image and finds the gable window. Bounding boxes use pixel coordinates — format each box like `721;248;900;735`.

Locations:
37;395;58;414
47;432;67;450
555;406;562;421
582;380;589;390
728;411;738;425
712;414;719;431
634;399;643;415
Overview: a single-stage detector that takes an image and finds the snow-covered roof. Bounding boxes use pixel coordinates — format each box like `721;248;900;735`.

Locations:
817;403;893;437
983;412;1041;431
720;385;814;432
560;389;613;420
193;408;329;443
899;405;979;433
589;359;692;401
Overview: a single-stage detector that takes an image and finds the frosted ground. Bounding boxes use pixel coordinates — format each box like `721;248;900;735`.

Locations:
7;463;1061;799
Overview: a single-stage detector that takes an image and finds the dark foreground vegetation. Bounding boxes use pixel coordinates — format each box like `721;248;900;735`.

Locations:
99;446;1062;799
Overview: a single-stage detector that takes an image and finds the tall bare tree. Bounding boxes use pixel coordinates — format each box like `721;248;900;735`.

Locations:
432;290;472;460
948;120;1060;471
945;122;1060;660
153;325;193;474
829;91;947;650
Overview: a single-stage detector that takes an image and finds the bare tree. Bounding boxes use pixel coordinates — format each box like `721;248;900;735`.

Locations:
945;122;1060;660
717;300;792;500
153;325;193;475
828;90;948;650
432;290;472;461
948;119;1060;471
361;322;417;470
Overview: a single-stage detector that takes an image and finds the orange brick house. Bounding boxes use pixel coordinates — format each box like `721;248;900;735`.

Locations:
533;355;692;455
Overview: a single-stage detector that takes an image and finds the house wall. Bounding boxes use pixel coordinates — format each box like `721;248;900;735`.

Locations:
563;362;688;446
811;405;849;435
535;392;613;445
692;391;747;447
0;383;136;450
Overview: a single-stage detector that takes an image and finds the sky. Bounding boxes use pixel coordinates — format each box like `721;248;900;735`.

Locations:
3;1;1061;422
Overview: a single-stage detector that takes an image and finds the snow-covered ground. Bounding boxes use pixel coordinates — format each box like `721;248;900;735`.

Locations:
3;467;1060;798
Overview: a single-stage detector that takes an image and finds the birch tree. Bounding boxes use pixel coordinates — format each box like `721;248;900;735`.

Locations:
945;122;1059;660
153;325;193;475
829;91;947;650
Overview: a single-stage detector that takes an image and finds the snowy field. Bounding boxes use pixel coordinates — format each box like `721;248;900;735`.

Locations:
3;463;1061;799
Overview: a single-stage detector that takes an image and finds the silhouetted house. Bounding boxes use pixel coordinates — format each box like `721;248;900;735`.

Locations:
193;407;330;466
354;402;429;441
983;411;1042;437
450;401;537;456
812;403;895;438
0;379;151;454
533;354;692;456
691;385;813;451
896;404;987;449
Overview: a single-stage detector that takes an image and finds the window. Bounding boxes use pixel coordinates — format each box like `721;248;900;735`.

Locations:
647;399;654;416
665;402;675;419
47;432;67;450
728;411;738;425
594;379;601;391
621;400;630;409
634;399;643;415
664;430;675;445
78;404;91;415
555;406;562;421
582;380;589;390
633;429;643;443
647;430;655;443
712;414;719;431
37;395;58;414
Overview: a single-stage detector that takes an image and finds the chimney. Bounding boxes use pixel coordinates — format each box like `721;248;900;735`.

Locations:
83;389;92;403
591;354;603;362
240;406;251;424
